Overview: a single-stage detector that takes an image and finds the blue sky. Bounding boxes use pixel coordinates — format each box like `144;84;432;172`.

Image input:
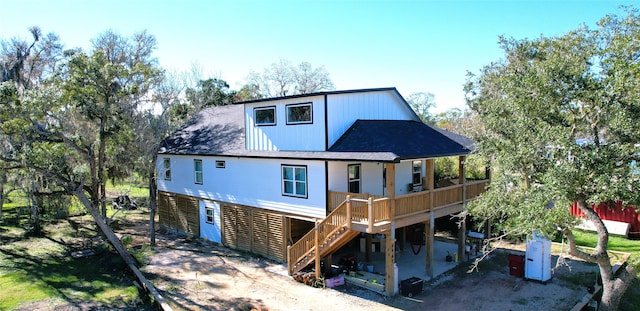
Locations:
0;0;634;112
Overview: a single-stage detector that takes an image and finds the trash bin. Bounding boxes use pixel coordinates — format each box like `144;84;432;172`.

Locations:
508;254;525;277
400;277;423;297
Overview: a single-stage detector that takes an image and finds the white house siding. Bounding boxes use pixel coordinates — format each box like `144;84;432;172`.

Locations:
326;90;418;147
327;161;384;196
245;95;326;151
394;159;430;196
157;155;327;219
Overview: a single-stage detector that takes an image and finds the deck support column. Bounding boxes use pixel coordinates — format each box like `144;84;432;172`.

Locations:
385;223;397;296
458;219;466;261
315;220;321;280
365;234;372;263
425;159;435;278
425;213;434;278
458;156;467;260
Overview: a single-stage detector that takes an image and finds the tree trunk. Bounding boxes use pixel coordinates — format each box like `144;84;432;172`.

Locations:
566;201;636;311
98;116;107;218
0;170;5;222
71;186;172;310
30;183;41;235
148;152;158;246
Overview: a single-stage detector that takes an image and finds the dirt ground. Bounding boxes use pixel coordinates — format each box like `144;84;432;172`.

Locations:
125;217;598;311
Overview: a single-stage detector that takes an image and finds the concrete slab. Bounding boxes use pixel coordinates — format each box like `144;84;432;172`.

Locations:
333;238;474;286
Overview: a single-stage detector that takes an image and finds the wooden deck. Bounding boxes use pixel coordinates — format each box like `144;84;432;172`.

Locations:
287;179;490;275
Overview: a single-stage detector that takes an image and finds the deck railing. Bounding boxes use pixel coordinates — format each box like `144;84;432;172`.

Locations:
328;179;490;221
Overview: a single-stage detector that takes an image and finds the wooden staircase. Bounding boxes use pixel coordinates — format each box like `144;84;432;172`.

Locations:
288;198;362;276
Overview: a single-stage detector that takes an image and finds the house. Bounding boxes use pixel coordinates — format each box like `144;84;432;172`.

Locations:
156;87;490;295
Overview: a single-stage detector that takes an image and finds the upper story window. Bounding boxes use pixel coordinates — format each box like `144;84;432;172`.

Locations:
413;160;422;185
194;159;203;184
286;103;313;125
215;160;226;168
163;158;171;180
254;106;276;126
282;165;307;198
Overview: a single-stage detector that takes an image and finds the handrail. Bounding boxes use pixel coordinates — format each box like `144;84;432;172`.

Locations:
288;179;491;275
287;196;352;275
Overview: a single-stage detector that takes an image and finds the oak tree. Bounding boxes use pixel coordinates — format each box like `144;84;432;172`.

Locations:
465;8;640;310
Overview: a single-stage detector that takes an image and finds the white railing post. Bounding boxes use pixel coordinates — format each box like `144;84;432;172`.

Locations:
346;195;352;229
368;197;373;233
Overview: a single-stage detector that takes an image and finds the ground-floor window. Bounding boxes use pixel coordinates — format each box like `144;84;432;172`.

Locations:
282;165;307;198
205;206;214;224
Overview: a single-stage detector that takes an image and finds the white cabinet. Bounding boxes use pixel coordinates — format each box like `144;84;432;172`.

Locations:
525;230;552;283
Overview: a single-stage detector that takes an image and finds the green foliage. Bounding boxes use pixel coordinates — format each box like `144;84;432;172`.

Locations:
407;92;436;125
465;7;640;236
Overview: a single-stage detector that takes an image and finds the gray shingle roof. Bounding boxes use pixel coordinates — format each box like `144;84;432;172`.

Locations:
158;104;245;155
328;120;473;159
157;105;401;162
158;92;474;162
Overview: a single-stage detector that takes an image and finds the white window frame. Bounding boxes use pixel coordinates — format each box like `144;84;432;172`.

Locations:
194;159;203;184
286;103;313;125
254;106;276;126
215;160;226;169
282;165;307;198
412;160;422;186
348;164;361;193
205;206;214;224
163;158;171;180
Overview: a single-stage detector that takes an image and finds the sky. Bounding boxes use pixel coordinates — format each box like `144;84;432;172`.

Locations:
0;0;635;112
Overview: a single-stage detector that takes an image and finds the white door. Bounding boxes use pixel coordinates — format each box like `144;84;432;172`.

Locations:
525;240;543;280
199;200;221;243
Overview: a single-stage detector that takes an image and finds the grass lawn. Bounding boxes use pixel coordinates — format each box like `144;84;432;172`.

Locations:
0;185;151;310
562;229;640;310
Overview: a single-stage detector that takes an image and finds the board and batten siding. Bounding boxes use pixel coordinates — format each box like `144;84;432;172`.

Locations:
245;95;326;151
157;155;327;219
327;160;426;197
328;161;385;196
326;90;418;147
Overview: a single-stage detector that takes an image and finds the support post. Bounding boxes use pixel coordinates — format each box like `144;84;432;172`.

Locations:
367;197;373;233
425;215;434;278
315;221;321;280
365;234;372;262
425;159;435;190
458;218;466;260
346;195;352;230
458;156;467;260
385;223;397;296
385;163;396;221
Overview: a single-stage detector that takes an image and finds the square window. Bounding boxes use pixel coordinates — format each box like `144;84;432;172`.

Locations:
282;165;307;198
194;159;203;184
254;106;276;126
163;158;171;180
205;207;214;224
286;103;312;124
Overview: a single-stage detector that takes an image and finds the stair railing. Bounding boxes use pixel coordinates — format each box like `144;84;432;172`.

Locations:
287;196;353;275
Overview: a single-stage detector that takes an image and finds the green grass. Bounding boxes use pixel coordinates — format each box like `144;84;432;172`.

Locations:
106;182;149;199
569;229;640;253
0;185;150;310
